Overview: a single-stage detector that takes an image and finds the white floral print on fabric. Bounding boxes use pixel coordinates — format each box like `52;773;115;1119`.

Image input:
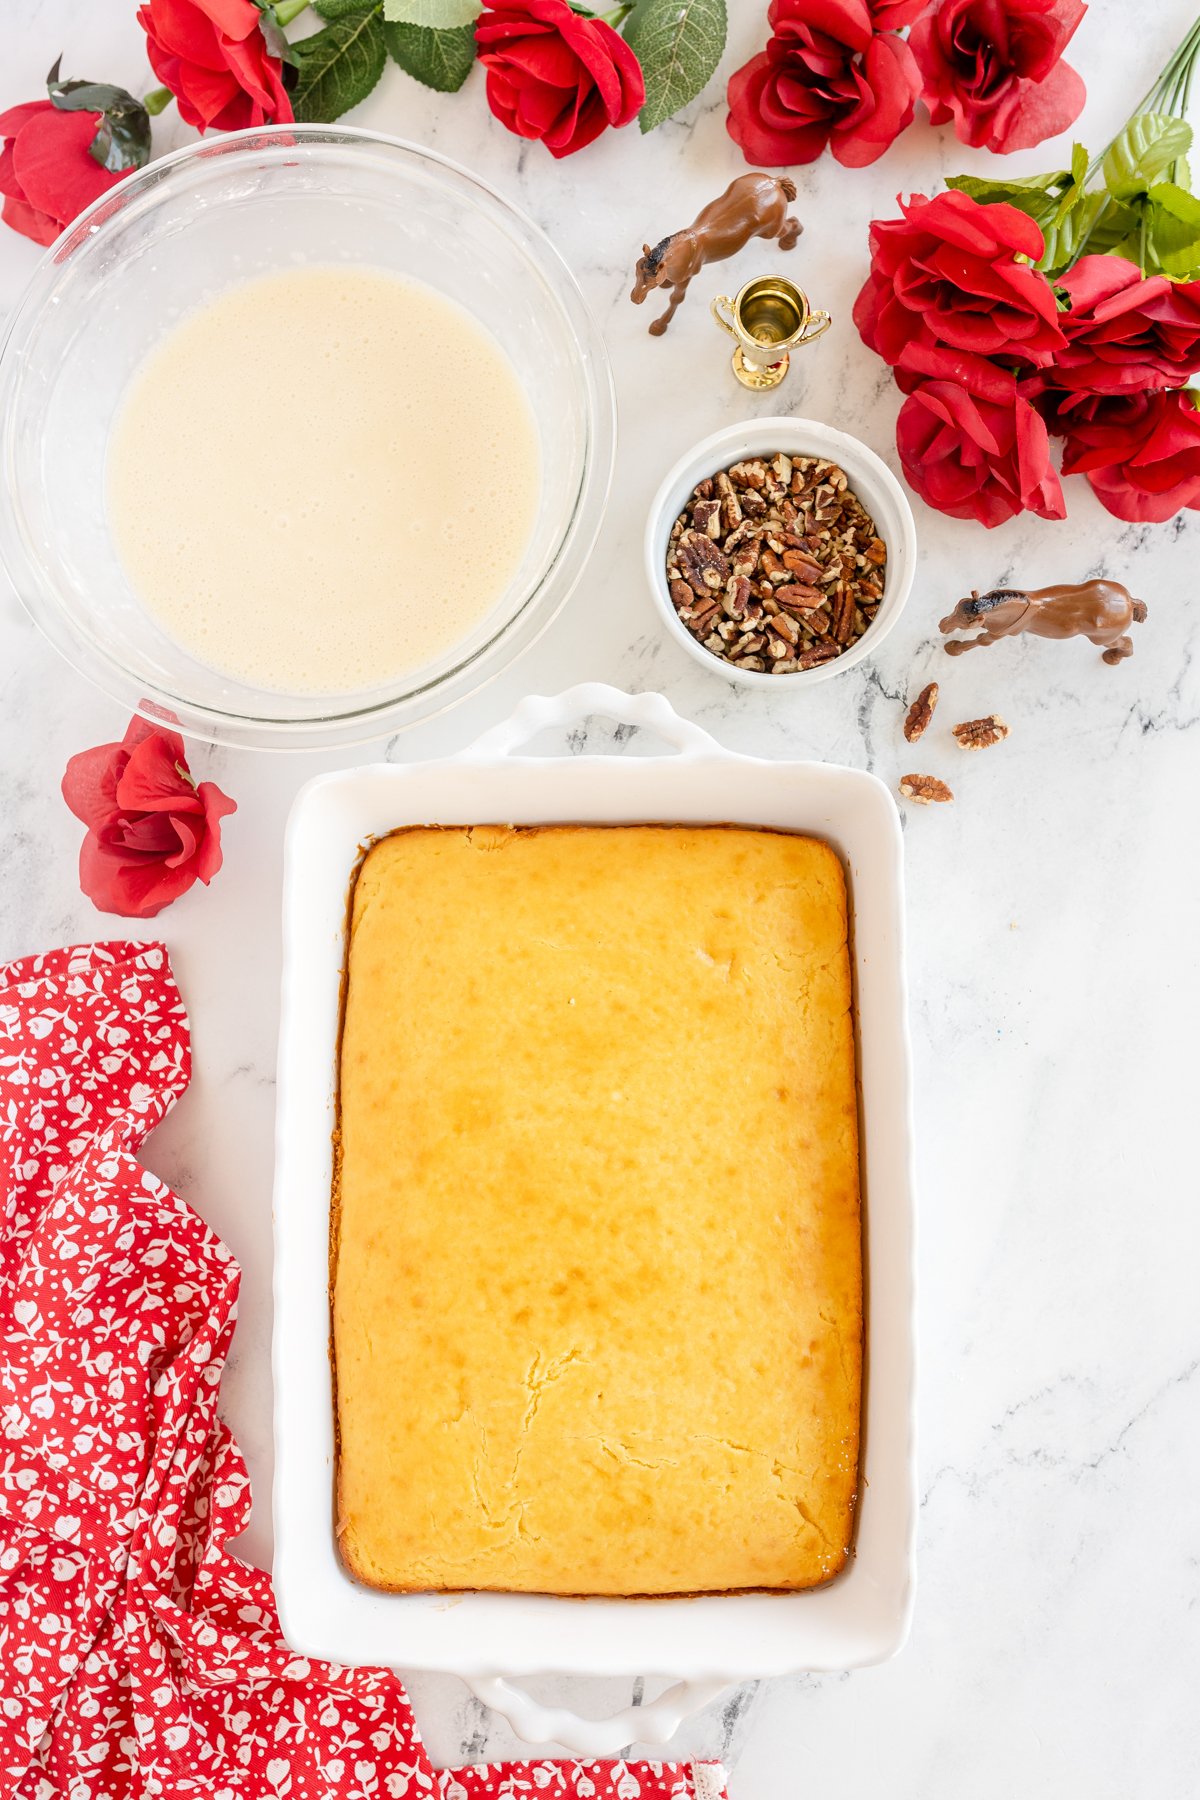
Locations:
0;943;729;1800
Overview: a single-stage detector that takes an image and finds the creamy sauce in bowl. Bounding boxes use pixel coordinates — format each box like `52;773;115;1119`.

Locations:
107;267;540;696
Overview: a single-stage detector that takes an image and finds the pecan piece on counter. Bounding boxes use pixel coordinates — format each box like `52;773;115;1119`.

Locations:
899;774;954;805
952;714;1010;750
903;682;939;743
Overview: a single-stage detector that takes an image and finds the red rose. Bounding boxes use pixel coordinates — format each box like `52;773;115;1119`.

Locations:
137;0;293;133
726;0;921;170
1054;388;1200;522
62;717;236;919
896;356;1066;526
475;0;644;159
1053;254;1200;394
868;0;928;26
854;190;1065;371
0;99;130;247
910;0;1086;153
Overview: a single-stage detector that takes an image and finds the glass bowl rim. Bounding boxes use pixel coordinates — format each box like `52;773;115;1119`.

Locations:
0;123;616;751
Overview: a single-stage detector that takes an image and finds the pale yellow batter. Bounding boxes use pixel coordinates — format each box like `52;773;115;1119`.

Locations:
107;267;539;694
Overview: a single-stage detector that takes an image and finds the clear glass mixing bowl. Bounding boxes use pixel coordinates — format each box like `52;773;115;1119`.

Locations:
0;126;615;749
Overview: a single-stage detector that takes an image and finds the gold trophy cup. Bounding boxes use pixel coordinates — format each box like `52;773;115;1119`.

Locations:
711;275;831;390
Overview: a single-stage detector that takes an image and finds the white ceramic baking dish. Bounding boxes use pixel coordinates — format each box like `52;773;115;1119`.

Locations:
272;684;917;1757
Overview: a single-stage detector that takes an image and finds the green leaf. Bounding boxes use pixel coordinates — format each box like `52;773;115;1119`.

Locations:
1048;141;1092;227
1036;195;1144;275
290;7;386;120
945;169;1067;231
623;0;728;134
1148;178;1200;223
946;169;1070;202
255;3;298;65
1102;111;1192;199
314;0;376;13
385;20;475;89
1037;192;1114;276
1144;181;1200;279
45;59;152;174
382;0;479;25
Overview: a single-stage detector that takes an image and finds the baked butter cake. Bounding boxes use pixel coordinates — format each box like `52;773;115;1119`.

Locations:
334;824;862;1595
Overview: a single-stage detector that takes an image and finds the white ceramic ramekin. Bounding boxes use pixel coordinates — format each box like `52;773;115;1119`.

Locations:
272;685;917;1757
645;418;917;688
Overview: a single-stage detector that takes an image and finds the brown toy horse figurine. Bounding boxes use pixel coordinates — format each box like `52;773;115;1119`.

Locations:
940;580;1148;665
630;173;802;336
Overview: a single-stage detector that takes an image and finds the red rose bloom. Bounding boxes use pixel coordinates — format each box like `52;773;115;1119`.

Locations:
854;190;1065;369
137;0;293;133
1054;254;1200;394
909;0;1086;154
726;0;921;170
896;355;1066;526
1055;388;1200;522
62;717;236;919
0;99;130;247
475;0;644;159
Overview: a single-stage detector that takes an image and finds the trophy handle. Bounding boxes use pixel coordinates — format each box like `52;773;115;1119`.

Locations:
710;294;738;338
800;309;832;345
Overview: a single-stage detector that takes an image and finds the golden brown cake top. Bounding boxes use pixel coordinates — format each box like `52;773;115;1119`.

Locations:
334;824;861;1596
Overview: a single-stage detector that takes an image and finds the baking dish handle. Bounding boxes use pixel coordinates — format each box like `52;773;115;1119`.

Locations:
462;684;721;762
465;1673;728;1757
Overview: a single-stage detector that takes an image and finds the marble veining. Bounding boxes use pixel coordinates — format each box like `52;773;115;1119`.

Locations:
1;1;1199;1795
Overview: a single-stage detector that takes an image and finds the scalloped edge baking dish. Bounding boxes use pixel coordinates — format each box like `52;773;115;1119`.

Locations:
272;684;917;1755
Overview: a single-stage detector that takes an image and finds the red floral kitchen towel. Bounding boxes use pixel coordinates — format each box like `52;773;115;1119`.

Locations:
0;943;729;1800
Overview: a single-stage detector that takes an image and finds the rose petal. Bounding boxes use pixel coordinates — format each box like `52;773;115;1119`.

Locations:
115;735;203;816
62;745;127;834
78;834;200;919
1;194;59;245
10;110;122;230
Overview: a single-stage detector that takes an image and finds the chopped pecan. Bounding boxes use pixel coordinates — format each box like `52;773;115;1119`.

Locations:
952;714;1010;750
664;453;887;675
782;548;824;583
728;458;768;489
692;496;721;539
677;529;729;595
899;774;953;805
775;583;824;608
831;587;855;644
796;641;840;669
903;682;938;743
723;574;752;618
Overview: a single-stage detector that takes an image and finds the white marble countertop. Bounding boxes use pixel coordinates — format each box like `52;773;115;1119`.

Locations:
2;1;1199;1792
